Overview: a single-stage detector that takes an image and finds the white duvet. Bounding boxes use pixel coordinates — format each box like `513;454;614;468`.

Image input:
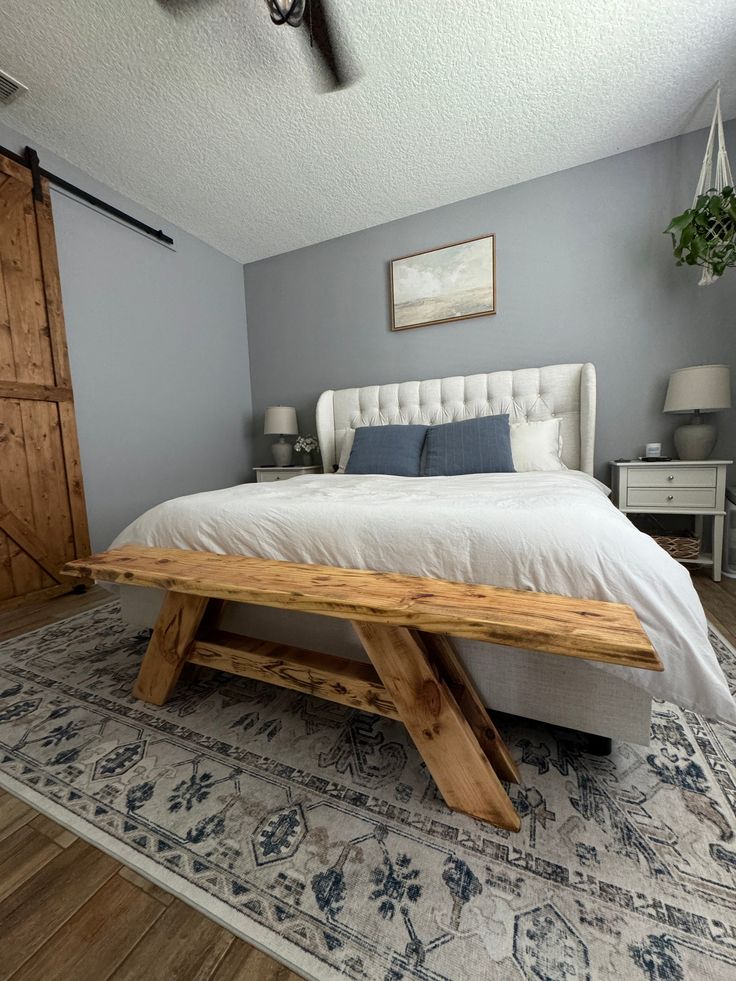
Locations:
111;471;736;723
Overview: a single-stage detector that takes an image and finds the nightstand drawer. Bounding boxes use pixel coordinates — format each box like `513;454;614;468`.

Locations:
626;487;716;509
258;471;286;482
626;466;717;488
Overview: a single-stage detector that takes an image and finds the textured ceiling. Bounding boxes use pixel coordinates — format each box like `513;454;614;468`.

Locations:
1;1;735;262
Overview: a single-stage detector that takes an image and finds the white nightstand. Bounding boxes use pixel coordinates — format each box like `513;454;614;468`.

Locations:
610;459;732;581
254;465;321;483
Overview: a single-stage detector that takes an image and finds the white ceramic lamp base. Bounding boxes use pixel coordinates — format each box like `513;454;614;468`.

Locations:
674;420;716;461
271;438;293;467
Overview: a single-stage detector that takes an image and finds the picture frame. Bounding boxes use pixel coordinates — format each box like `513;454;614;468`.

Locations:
389;234;496;331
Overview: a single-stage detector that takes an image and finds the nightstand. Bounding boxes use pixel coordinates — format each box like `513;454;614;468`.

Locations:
254;465;321;483
610;460;732;581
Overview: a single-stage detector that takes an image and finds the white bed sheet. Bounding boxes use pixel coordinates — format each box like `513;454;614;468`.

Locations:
110;471;736;724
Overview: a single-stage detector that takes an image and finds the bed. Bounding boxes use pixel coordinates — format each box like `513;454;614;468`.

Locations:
112;363;736;743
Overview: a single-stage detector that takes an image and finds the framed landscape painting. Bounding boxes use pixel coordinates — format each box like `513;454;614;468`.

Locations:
390;234;496;331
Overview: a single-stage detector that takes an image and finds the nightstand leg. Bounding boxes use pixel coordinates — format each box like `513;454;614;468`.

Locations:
713;514;724;582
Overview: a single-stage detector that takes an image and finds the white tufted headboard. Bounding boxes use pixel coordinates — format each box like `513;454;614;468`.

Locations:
316;363;596;474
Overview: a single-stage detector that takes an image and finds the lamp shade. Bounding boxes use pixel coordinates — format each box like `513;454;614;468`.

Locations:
264;405;298;435
663;364;731;414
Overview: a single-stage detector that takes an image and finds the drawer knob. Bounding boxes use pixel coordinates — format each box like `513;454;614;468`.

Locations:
667;494;674;501
667;474;674;481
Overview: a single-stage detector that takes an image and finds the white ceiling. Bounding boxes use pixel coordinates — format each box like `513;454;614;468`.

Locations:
1;1;735;263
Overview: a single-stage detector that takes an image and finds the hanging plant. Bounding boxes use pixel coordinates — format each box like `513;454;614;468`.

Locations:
665;186;736;281
665;86;734;285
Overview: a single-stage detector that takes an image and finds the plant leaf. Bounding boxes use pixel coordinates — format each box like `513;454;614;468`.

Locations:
664;211;693;234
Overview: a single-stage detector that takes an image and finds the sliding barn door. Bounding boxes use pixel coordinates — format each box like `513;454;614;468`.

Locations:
0;151;90;611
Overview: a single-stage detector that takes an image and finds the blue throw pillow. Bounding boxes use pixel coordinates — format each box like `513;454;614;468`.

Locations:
345;425;428;477
422;414;515;476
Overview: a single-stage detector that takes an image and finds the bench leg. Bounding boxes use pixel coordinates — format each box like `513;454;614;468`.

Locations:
414;631;520;784
352;621;520;831
133;592;210;705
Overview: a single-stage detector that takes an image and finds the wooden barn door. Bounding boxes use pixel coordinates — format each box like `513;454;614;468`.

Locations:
0;151;90;611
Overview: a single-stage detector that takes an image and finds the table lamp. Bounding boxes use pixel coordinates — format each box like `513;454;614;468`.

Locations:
663;364;731;460
264;406;298;466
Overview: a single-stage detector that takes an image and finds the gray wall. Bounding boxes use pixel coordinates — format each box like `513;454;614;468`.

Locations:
245;123;736;479
0;122;253;551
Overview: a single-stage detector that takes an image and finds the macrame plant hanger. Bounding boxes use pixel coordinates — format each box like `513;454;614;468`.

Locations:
693;85;734;285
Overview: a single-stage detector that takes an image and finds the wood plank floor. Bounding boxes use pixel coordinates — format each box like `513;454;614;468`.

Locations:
0;573;733;979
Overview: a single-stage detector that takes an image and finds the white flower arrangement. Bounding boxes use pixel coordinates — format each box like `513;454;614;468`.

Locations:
294;434;319;455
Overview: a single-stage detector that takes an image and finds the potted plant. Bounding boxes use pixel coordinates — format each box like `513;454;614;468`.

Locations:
294;434;319;465
665;185;736;282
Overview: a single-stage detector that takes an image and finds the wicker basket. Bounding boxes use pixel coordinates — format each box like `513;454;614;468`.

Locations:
651;533;701;560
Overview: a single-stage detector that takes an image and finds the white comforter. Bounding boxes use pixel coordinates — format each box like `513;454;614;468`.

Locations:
111;471;736;723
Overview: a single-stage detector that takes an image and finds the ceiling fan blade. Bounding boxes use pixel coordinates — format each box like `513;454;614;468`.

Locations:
155;0;220;14
157;0;358;91
303;0;354;90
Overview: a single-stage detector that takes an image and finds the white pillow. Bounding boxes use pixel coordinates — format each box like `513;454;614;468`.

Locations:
510;418;567;472
337;429;356;473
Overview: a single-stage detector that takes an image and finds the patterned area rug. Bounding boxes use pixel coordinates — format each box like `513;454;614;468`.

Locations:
0;603;735;981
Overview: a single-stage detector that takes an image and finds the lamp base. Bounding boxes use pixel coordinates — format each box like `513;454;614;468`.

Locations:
271;438;293;467
674;422;716;461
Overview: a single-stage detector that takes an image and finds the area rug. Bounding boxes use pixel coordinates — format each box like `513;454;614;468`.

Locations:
1;604;735;981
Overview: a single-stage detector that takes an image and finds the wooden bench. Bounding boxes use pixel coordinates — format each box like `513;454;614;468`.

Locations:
63;545;662;832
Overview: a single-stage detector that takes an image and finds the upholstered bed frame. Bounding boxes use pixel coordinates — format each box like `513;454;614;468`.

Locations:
316;362;597;475
119;362;652;745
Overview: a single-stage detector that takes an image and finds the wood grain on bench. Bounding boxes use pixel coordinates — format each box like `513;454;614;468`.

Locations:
189;628;400;720
64;546;661;671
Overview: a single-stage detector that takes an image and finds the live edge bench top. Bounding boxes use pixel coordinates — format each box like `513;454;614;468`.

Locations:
64;544;661;671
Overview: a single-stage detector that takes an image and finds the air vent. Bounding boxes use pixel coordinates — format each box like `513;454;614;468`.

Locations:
0;70;27;106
